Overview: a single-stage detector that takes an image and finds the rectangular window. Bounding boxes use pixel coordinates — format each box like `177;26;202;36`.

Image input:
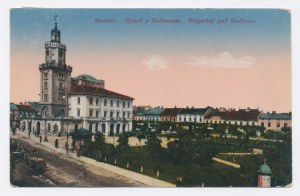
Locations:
123;111;126;118
110;100;113;107
59;82;63;89
77;109;80;117
189;118;192;122
123;101;126;107
44;82;48;89
96;98;99;105
128;112;131;118
128;102;130;108
104;111;107;117
44;73;48;78
194;118;197;122
89;110;93;117
104;99;107;106
96;111;99;118
261;122;264;127
117;111;120;117
179;117;181;122
110;111;114;117
268;122;271;127
184;118;186;122
89;97;93;105
277;122;280;128
117;101;119;107
44;94;48;102
284;123;288;128
77;97;80;104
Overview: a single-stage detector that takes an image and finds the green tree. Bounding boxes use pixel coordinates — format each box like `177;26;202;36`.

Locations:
117;134;129;152
146;131;162;155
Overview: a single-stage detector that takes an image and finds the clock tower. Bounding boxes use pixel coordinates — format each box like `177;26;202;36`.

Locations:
39;21;72;117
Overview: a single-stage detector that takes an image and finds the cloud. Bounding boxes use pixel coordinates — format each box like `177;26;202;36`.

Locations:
187;52;256;69
142;55;169;71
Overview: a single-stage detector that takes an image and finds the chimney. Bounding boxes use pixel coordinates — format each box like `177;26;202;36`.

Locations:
272;111;276;114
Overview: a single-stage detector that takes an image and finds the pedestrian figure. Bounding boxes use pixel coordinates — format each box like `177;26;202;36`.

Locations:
40;135;42;143
44;135;48;142
65;142;69;154
55;139;58;148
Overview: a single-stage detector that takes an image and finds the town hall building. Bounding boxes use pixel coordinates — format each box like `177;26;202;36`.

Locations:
20;21;134;136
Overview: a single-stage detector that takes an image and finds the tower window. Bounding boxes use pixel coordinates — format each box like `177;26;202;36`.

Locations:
89;97;93;105
77;97;80;104
44;94;48;102
44;82;48;89
44;73;48;78
59;83;63;89
77;109;80;117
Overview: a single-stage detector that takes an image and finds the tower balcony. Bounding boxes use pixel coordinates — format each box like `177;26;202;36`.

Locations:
45;41;66;49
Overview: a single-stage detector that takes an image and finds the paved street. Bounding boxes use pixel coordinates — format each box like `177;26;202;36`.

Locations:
10;133;146;187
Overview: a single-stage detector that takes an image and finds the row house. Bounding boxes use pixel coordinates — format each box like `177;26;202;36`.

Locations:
177;107;211;123
144;107;165;122
258;112;292;131
134;109;147;121
205;108;261;126
160;107;182;122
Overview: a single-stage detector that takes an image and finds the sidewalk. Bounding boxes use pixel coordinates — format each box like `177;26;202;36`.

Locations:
12;130;175;187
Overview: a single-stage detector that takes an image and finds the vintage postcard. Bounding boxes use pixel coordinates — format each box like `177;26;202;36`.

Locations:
9;8;292;188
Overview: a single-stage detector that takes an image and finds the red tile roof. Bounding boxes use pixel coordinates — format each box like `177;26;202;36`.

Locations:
206;109;261;121
16;104;35;112
70;85;134;100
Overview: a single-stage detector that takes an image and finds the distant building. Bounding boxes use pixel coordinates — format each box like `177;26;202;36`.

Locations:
205;108;261;126
160;107;182;122
144;107;165;122
72;74;105;88
204;107;226;124
134;109;147;121
258;112;292;131
177;107;211;123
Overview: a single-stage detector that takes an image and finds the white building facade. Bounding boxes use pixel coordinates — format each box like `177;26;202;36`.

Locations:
68;83;134;136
